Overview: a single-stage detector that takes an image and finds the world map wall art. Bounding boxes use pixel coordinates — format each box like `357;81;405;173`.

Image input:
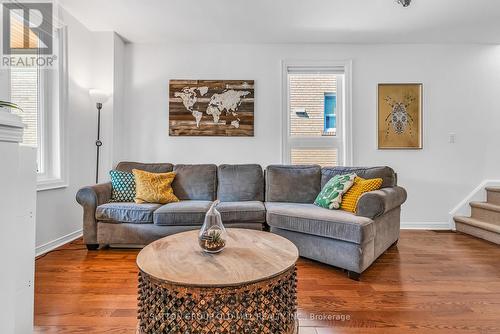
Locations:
377;83;423;149
169;80;255;136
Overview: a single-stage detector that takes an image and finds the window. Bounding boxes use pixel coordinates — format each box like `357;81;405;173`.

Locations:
282;61;352;167
10;67;42;170
9;27;68;190
291;148;338;166
324;93;336;135
288;73;337;137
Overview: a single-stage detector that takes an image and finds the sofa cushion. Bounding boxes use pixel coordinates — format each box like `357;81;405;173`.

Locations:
132;169;179;204
321;166;396;189
109;170;136;202
314;173;356;209
116;161;173;173
217;164;264;201
266;165;321;203
217;201;266;223
265;202;374;244
153;200;212;226
172;164;217;201
341;177;383;213
96;202;162;224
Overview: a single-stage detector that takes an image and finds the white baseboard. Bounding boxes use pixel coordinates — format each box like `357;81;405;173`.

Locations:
400;222;451;230
35;229;83;257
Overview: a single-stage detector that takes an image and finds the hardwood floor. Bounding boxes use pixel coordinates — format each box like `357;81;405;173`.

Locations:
34;230;500;333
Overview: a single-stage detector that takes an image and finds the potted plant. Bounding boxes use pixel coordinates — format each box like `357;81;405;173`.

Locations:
198;200;227;253
0;100;23;112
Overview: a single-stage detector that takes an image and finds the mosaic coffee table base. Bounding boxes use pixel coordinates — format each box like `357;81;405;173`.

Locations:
137;267;297;334
135;229;300;334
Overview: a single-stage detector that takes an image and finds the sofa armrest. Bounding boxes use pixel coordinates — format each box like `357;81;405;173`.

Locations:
355;186;407;219
76;182;112;244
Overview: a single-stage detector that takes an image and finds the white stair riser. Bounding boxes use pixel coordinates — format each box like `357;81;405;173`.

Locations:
487;190;500;206
471;206;500;225
456;223;500;245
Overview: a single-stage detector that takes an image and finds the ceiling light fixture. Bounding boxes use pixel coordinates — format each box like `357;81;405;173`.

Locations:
397;0;412;7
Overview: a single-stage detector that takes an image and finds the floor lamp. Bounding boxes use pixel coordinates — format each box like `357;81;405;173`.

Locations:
89;89;110;184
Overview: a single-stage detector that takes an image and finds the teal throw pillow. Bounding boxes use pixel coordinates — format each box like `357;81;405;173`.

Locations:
314;173;356;209
110;170;136;202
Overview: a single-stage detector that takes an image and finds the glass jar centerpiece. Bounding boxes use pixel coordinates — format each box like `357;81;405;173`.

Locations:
198;200;227;253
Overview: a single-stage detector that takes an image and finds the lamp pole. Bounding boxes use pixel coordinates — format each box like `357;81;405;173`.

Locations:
95;102;103;183
89;89;109;184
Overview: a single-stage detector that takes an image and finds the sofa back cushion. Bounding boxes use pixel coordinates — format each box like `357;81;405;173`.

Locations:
116;161;173;173
266;165;321;203
172;164;217;200
321;166;397;189
217;164;264;202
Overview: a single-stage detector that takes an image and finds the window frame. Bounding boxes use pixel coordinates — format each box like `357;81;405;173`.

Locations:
37;26;68;191
281;60;353;166
9;26;69;191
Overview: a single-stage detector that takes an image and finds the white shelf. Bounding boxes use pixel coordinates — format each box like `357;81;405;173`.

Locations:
0;111;24;143
0;113;36;334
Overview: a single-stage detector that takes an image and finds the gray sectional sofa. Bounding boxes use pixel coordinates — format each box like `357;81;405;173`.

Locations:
76;162;407;279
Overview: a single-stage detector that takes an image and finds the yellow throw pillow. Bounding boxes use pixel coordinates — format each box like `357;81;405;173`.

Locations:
341;176;383;213
132;169;179;204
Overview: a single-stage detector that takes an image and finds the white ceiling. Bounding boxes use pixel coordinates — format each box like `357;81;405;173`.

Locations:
59;0;500;44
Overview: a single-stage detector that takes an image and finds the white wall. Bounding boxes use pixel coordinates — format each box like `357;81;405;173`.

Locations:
35;9;96;250
35;11;124;251
0;15;10;101
112;34;126;165
122;43;500;226
91;31;120;183
0;71;9;100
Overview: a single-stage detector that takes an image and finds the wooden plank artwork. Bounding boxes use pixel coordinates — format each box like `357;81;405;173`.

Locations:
169;80;254;136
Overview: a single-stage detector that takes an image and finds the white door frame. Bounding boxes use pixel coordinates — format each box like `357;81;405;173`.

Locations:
281;59;353;166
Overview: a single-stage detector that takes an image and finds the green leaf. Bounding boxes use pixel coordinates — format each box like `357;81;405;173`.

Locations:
330;191;339;199
0;100;23;112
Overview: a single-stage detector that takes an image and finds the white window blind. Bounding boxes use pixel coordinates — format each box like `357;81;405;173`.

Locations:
11;68;39;147
11;68;42;171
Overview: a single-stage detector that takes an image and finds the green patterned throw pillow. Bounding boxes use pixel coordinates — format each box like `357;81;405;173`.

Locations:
110;170;136;202
314;173;356;209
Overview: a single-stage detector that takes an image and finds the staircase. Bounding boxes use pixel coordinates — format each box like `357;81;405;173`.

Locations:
454;187;500;245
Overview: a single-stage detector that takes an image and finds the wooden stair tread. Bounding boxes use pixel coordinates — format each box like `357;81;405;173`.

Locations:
486;186;500;193
470;201;500;212
454;216;500;233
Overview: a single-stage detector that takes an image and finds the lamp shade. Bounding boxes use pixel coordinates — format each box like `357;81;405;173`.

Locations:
89;89;111;104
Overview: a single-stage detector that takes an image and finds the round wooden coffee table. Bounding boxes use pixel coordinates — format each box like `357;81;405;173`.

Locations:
136;228;299;334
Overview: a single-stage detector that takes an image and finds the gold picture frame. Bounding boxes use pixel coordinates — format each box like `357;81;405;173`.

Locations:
377;83;423;149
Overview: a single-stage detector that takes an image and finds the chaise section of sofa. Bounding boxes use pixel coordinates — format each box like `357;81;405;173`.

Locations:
265;165;407;279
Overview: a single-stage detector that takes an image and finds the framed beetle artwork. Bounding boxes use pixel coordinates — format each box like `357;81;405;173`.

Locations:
377;83;423;149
